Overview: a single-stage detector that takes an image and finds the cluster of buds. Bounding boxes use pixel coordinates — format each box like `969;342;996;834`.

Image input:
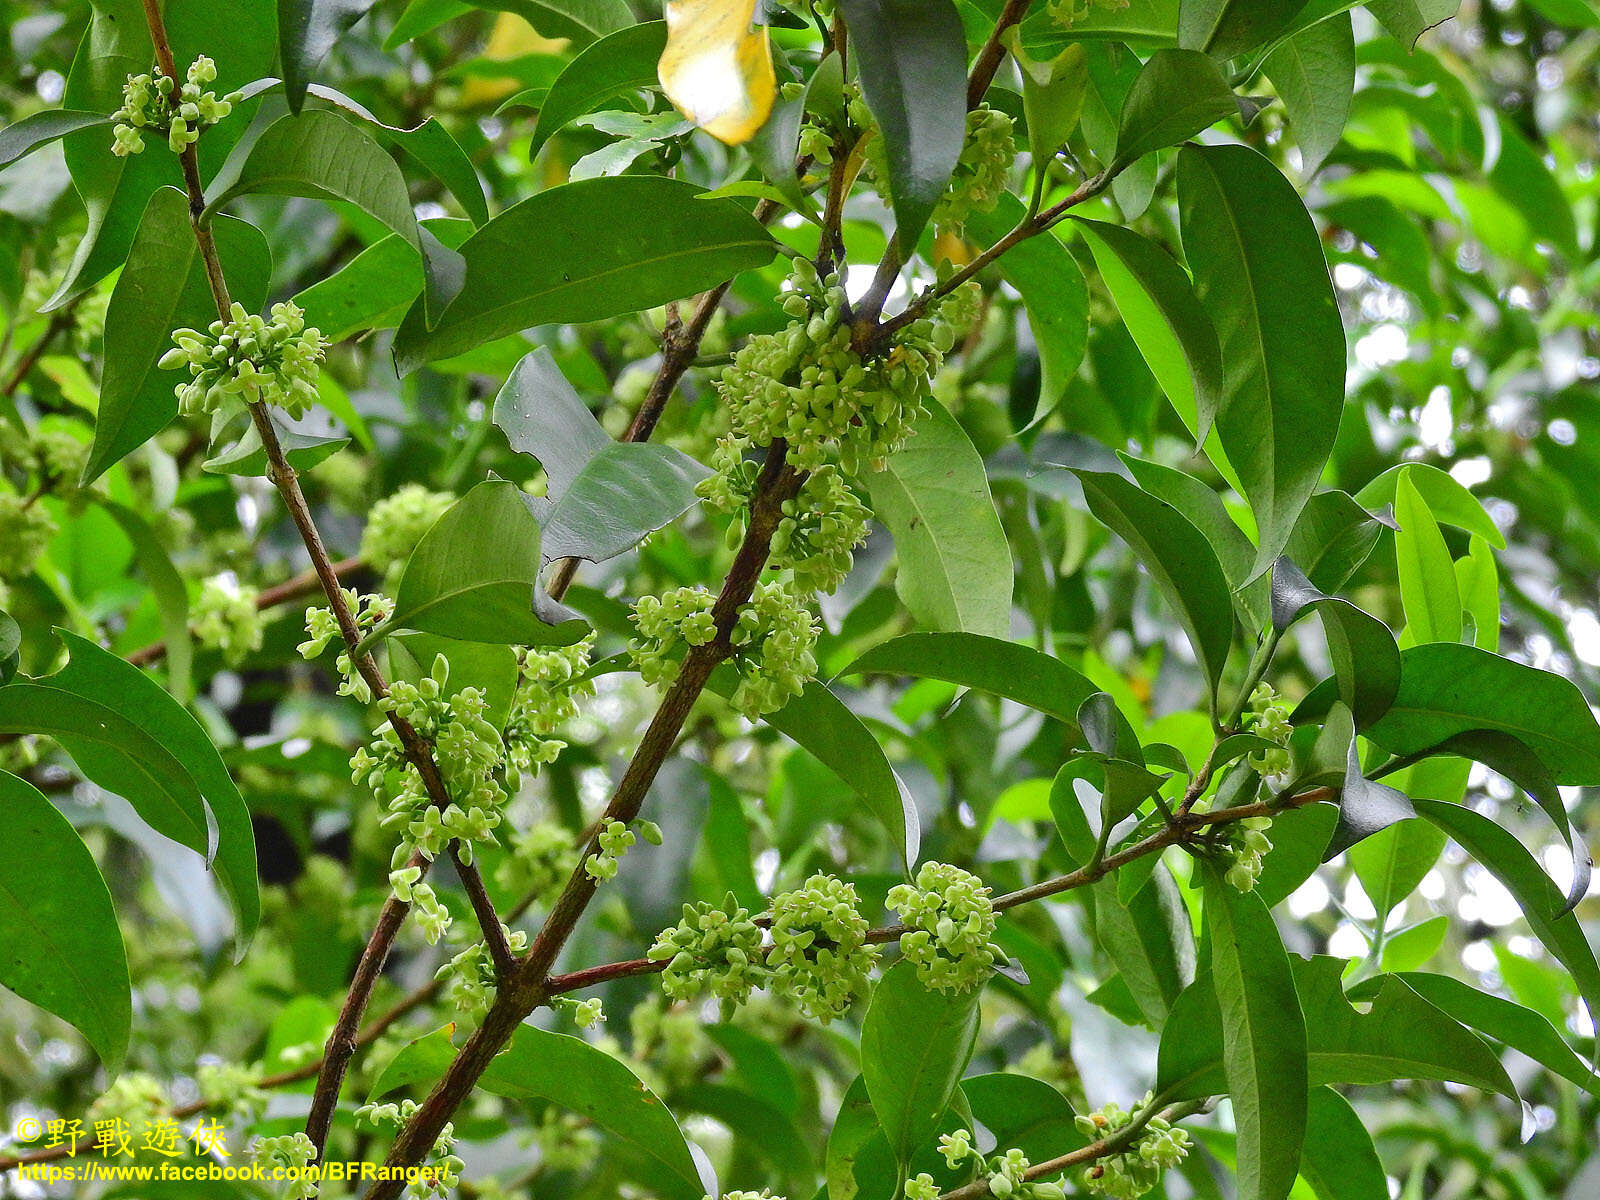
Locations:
502;636;595;785
160;301;326;418
1244;683;1292;778
584;818;659;881
298;589;390;699
887;862;1001;994
935;106;1015;234
360;485;455;575
718;258;955;476
648;893;767;1005
355;1100;463;1197
495;821;579;909
768;872;878;1021
192;574;263;665
111;56;240;156
250;1133;319;1200
936;1131;1067;1200
0;494;56;579
437;925;527;1021
1046;0;1131;28
1076;1095;1191;1198
196;1061;267;1121
1218;815;1274;893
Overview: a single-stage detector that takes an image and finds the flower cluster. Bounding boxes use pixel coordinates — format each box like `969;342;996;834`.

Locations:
1046;0;1131;28
1218;815;1274;893
700;451;869;595
0;494;56;579
360;484;455;574
495;821;579;909
111;56;240;156
355;658;510;872
503;636;595;784
887;862;1000;994
251;1132;319;1200
1244;683;1292;777
437;925;528;1021
768;872;877;1021
30;427;89;487
933;106;1015;234
728;580;819;717
585;819;652;881
649;893;766;1005
160;301;327;418
628;584;717;689
1076;1095;1191;1199
356;1100;463;1198
193;574;263;665
298;589;392;702
86;1073;169;1134
937;1130;1067;1200
197;1061;267;1121
724;1192;786;1199
717;258;955;476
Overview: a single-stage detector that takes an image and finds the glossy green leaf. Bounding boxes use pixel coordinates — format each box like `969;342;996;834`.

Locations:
1262;10;1355;173
1355;462;1504;548
1177;142;1345;575
1092;866;1196;1026
1348;817;1446;921
1412;798;1600;1041
1281;489;1388;596
962;1073;1084;1162
278;0;378;110
1179;0;1314;57
86;188;272;484
1200;872;1307;1200
1364;0;1460;47
1077;469;1235;701
0;770;131;1069
493;349;710;564
967;195;1088;424
861;958;982;1174
1077;221;1224;446
0;110;110;168
1011;39;1088;169
1271;557;1401;728
1394;471;1462;644
372;1022;709;1199
1113;48;1237;166
751;676;919;866
485;0;633;44
865;398;1013;639
374;478;589;648
393;177;775;371
527;21;667;158
837;0;967;247
1298;1087;1388;1200
0;632;259;951
1456;535;1500;650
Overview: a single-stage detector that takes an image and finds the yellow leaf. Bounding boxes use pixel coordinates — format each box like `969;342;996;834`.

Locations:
460;14;567;106
658;0;775;146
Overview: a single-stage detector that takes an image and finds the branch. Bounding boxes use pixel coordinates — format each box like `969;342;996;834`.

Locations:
1;309;75;400
133;0;511;1159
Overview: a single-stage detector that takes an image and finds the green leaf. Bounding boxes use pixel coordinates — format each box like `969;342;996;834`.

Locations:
1348;817;1446;922
1456;535;1500;650
837;0;967;248
203;109;461;327
864;398;1012;639
278;0;379;111
1411;798;1600;1045
100;498;194;706
1180;0;1314;58
483;0;633;44
291;229;432;341
1113;48;1237;167
1253;801;1339;906
393;177;775;371
372;1022;710;1199
1270;557;1400;728
527;21;668;159
1076;469;1235;702
387;633;520;729
493;349;710;564
376;479;590;648
1304;642;1600;785
1091;866;1196;1026
201;414;349;476
0;611;19;684
86;188;272;484
1076;221;1225;446
0;632;259;951
861;958;982;1175
1160;954;1517;1100
0;110;111;168
1177;142;1345;575
1394;471;1461;644
961;1073;1084;1163
0;770;131;1070
1199;872;1307;1200
1011;39;1088;169
1282;489;1388;595
1262;10;1354;174
845;632;1104;737
1298;1087;1388;1200
1355;463;1504;548
1374;971;1600;1092
742;675;919;867
965;195;1088;424
1364;0;1459;47
1379;915;1448;973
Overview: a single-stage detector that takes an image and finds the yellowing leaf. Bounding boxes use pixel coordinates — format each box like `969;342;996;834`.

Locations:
658;0;775;145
